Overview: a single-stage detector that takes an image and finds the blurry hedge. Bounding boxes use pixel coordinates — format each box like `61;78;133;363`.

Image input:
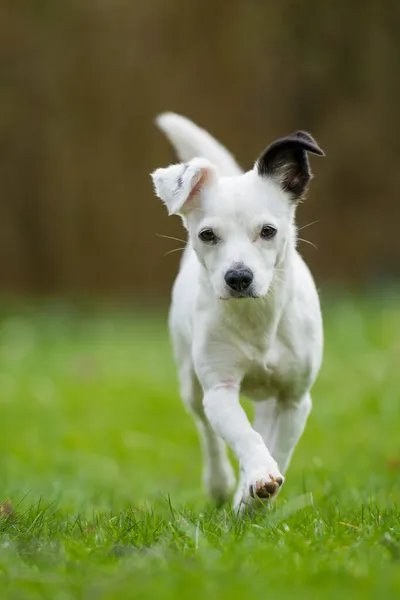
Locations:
0;0;399;298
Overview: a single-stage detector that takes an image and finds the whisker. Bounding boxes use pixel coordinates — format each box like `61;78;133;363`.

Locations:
298;219;320;232
163;247;186;257
157;233;187;244
297;237;318;250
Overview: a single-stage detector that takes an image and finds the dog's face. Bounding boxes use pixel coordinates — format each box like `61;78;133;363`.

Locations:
152;132;324;300
184;171;294;300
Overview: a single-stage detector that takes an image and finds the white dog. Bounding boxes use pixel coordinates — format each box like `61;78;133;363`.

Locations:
151;113;324;512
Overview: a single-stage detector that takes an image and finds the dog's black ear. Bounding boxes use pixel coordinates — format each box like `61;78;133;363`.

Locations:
257;131;324;200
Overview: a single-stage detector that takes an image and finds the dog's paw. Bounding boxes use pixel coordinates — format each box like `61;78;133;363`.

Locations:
233;466;284;513
204;461;236;506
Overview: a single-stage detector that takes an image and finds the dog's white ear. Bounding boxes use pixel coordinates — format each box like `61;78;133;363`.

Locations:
256;132;324;200
151;158;218;216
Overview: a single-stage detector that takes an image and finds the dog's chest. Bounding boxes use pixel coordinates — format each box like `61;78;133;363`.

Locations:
241;362;279;400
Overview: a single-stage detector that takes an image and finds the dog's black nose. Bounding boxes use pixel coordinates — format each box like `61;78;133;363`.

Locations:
224;268;253;292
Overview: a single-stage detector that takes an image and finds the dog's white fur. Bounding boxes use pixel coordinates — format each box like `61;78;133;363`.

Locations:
152;112;324;511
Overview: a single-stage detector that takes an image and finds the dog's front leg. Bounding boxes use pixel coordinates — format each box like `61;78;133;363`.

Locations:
203;384;284;512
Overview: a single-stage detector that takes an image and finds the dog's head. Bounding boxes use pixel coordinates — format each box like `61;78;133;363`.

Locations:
152;132;324;300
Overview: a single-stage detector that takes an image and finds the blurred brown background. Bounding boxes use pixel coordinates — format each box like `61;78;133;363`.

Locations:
0;0;399;300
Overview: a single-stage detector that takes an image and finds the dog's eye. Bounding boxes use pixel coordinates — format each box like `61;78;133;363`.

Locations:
199;229;217;244
260;225;277;240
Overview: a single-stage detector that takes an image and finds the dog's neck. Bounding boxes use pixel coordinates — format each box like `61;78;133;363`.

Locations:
222;243;296;359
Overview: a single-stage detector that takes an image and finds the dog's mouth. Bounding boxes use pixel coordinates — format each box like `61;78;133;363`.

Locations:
220;289;259;301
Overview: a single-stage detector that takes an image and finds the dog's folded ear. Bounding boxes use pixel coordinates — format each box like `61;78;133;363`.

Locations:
256;132;324;200
151;158;218;216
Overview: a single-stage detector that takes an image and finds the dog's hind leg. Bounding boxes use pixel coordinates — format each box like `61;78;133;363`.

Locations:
178;363;236;505
252;394;311;475
253;398;279;450
268;393;312;475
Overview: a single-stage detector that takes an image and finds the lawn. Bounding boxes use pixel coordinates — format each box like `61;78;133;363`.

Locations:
0;295;399;599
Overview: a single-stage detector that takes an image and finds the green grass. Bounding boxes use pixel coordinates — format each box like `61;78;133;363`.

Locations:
0;296;400;599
